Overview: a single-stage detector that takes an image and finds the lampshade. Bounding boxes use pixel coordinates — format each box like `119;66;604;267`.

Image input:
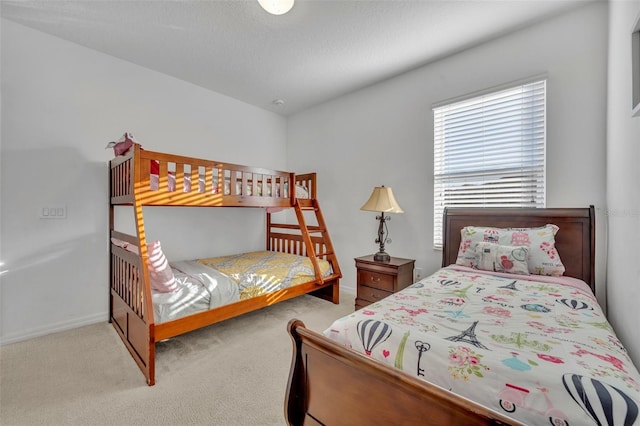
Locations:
360;186;404;214
258;0;294;15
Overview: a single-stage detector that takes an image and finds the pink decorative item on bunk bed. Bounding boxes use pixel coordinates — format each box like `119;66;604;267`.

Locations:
105;131;137;156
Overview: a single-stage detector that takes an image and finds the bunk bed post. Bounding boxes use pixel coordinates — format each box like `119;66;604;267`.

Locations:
108;163;114;325
266;210;272;250
131;144;156;385
288;172;296;206
108;143;156;386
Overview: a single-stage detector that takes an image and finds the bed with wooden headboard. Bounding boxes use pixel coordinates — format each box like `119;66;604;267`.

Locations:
285;206;640;425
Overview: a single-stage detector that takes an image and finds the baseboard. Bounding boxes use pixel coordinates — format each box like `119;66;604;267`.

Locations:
0;312;108;345
340;285;356;297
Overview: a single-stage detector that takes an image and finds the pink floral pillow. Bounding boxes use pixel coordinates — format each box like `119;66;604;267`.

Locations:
507;225;565;276
474;242;529;275
456;224;565;276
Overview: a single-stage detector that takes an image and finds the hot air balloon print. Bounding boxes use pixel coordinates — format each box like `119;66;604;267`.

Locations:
438;279;461;286
356;319;392;356
562;374;639;426
521;304;551;313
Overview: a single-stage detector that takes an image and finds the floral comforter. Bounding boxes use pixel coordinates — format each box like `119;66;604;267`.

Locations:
198;250;332;300
324;266;640;425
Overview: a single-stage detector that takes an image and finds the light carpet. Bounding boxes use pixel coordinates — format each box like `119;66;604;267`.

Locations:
0;291;354;426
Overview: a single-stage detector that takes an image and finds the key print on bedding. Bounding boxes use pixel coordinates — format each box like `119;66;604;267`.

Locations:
324;266;640;425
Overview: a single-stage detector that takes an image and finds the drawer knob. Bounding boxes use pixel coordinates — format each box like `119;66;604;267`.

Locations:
370;276;380;282
371;292;379;299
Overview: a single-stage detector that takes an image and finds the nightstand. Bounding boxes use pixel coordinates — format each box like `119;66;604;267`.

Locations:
354;255;415;310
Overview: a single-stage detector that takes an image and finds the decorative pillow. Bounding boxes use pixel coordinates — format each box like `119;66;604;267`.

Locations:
147;240;178;293
474;242;529;275
111;238;178;292
456;224;565;276
509;225;565;276
456;226;504;267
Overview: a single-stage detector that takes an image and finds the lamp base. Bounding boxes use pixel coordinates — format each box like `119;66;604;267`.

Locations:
373;252;391;262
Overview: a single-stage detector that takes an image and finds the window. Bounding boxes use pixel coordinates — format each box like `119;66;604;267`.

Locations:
433;79;546;248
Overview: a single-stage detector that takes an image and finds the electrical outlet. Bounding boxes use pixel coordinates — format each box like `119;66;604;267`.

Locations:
414;268;423;282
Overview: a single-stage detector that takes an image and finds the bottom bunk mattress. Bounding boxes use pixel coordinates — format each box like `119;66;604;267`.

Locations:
324;266;640;425
152;250;333;323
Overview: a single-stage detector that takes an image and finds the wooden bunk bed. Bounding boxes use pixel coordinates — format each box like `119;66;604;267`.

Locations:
109;143;341;386
286;207;640;425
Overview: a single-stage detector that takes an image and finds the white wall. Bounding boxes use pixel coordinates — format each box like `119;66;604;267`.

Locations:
288;3;608;306
0;20;287;344
3;2;633;368
606;0;640;366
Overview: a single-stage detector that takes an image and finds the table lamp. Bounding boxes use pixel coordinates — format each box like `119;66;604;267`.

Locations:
360;185;404;262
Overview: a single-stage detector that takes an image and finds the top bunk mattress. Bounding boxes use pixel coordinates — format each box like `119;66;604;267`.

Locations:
152;250;333;323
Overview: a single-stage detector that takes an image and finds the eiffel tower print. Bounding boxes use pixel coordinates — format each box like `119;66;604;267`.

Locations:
499;281;519;291
446;321;489;350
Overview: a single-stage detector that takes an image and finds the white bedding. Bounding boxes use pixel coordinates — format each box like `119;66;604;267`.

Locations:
151;250;331;324
152;261;239;324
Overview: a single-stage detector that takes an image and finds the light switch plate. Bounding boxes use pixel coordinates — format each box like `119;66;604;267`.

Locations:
40;205;67;219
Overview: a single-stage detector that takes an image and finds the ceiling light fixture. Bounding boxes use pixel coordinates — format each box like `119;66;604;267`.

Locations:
258;0;294;15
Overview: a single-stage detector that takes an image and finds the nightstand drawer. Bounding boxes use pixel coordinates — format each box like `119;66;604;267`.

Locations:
357;285;392;304
359;270;394;292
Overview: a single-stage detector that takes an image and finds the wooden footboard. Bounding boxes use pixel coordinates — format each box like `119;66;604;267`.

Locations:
285;320;519;426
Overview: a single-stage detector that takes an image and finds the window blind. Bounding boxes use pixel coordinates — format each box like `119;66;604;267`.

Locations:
433;79;546;248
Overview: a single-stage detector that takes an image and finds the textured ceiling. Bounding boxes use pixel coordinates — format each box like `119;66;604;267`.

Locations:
1;0;593;116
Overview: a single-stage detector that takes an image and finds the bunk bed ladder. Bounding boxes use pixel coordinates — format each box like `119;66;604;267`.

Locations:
293;199;342;282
